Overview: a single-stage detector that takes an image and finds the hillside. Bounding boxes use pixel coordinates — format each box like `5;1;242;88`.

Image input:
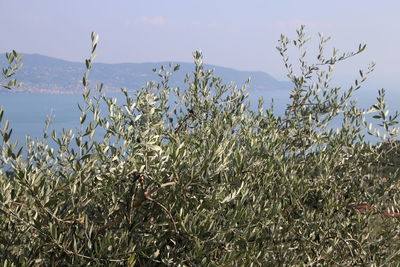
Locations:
0;53;291;93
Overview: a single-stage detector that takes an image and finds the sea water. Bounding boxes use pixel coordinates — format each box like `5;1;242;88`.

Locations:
0;86;398;147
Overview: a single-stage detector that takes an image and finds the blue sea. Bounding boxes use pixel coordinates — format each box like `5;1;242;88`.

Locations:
0;86;399;146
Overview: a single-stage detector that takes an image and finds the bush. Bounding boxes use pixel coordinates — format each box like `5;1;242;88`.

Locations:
1;28;400;266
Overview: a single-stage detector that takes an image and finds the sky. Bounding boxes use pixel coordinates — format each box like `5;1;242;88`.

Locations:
1;0;400;88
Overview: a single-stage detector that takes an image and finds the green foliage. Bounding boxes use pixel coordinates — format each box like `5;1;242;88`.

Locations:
1;28;400;266
0;50;23;90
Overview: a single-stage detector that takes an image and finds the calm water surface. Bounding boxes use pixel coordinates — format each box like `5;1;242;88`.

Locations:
0;87;398;146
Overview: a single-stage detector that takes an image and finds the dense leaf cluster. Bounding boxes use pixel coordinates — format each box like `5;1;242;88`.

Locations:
1;28;400;266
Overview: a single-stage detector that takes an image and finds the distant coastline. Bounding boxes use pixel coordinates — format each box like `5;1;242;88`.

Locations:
1;53;292;94
1;88;138;94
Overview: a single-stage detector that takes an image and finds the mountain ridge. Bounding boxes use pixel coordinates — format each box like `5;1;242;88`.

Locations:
1;53;292;94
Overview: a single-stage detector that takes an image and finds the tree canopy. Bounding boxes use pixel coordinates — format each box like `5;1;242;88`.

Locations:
1;28;400;266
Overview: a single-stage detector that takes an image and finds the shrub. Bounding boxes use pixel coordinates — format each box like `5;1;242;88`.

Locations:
1;28;400;266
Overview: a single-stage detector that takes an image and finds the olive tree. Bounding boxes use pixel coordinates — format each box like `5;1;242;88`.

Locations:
1;28;400;266
0;50;23;90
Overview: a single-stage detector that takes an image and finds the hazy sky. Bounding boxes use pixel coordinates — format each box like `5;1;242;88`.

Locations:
1;0;400;86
